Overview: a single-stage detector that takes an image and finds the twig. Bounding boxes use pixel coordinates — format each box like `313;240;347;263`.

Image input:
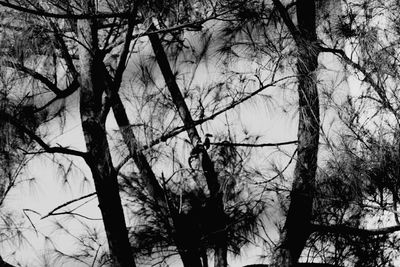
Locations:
22;209;39;236
41;192;96;219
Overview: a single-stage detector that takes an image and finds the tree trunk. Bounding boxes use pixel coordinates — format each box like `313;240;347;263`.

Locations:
77;1;136;266
106;74;203;267
148;28;228;267
273;0;320;266
180;252;204;267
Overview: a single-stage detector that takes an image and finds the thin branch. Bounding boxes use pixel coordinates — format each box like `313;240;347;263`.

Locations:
143;75;296;149
112;3;141;89
91;245;102;267
244;264;341;267
257;148;298;186
103;14;227;53
22;209;39;234
211;140;298;147
319;46;395;115
41;192;96;219
2;60;62;95
44;211;102;221
33;81;79;113
0;1;135;19
115;77;295;170
1;60;80;111
311;223;400;237
0;111;86;158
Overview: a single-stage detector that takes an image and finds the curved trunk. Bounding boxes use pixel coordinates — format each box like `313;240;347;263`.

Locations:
273;0;320;266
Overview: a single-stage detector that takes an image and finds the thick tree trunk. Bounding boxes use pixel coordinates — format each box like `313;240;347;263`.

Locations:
77;1;135;266
179;251;204;267
273;0;320;266
148;29;228;267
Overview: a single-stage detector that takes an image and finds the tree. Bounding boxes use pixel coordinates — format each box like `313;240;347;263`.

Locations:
215;1;400;266
0;1;279;266
5;1;400;267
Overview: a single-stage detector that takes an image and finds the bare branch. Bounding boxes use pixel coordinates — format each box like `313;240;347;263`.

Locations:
211;140;298;147
311;223;400;237
33;80;79;113
0;111;86;158
319;46;394;114
112;3;142;89
1;60;80;109
142;75;296;149
103;14;226;53
0;1;135;19
244;264;341;267
115;77;295;170
2;60;62;95
41;192;96;219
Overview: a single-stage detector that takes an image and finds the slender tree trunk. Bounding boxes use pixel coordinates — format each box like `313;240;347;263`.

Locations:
148;28;228;267
109;89;165;199
104;66;202;267
273;0;320;266
77;1;136;266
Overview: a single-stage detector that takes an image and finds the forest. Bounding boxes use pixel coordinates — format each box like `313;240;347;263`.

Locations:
1;0;400;266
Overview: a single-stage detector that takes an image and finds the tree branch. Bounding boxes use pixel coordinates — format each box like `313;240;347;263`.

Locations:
33;80;80;113
319;46;393;113
271;0;301;43
0;1;134;19
112;3;142;89
142;75;295;149
41;192;97;219
115;77;295;170
211;140;298;147
103;15;223;53
49;22;80;79
2;60;62;95
0;111;86;158
244;263;341;267
311;223;400;237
